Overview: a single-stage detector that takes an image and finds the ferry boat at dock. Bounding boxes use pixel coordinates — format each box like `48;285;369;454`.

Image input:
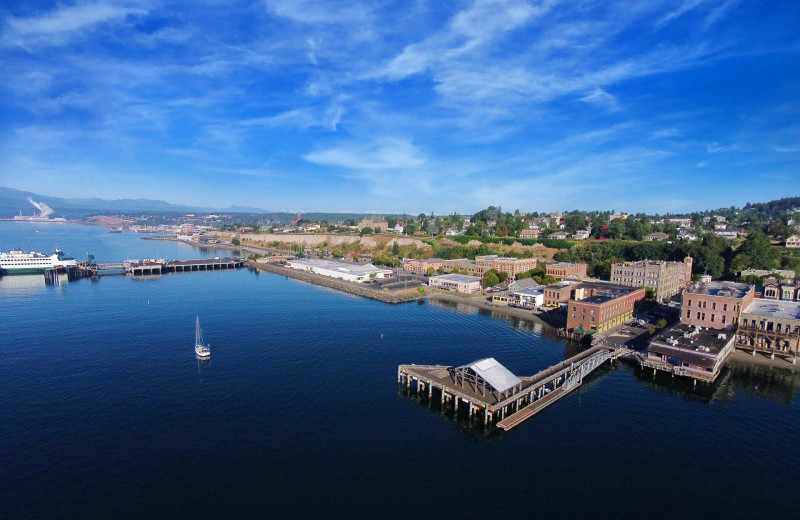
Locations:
0;249;77;275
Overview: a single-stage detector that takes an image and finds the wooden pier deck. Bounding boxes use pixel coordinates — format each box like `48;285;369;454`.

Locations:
399;345;631;431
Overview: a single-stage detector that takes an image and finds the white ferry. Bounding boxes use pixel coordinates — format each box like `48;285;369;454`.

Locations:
0;249;78;275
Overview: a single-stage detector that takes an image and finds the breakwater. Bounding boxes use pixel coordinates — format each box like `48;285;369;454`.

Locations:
246;261;425;304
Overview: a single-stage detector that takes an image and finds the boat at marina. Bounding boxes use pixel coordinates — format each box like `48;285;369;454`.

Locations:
108;226;123;233
0;249;77;275
195;317;211;359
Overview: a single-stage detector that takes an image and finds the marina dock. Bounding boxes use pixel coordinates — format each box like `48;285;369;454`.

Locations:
398;344;631;431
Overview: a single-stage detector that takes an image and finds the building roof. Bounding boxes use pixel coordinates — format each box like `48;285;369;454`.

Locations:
509;278;539;290
288;258;392;276
648;323;734;368
685;281;753;298
466;358;521;393
742;299;800;320
431;273;482;283
513;286;544;296
550;262;584;268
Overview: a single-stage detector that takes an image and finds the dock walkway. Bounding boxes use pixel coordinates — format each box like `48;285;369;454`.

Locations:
399;345;631;431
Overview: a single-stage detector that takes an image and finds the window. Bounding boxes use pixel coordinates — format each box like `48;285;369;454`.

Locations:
687;310;691;318
711;314;715;322
723;304;727;311
722;315;726;324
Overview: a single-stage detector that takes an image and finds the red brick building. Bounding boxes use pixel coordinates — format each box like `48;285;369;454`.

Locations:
681;281;754;330
566;283;646;333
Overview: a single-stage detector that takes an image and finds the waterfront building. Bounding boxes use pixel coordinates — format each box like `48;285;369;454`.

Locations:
474;255;499;276
566;282;646;333
402;258;445;273
644;324;735;382
548;232;569;240
610;257;692;301
681;281;755;329
442;258;476;275
508;278;538;292
509;286;544;308
492;257;539;280
543;281;578;306
286;258;393;283
573;230;590;240
714;227;742;239
491;290;512;306
428;274;482;294
519;229;541;239
737;299;800;358
787;235;800;248
545;262;588;280
761;277;799;301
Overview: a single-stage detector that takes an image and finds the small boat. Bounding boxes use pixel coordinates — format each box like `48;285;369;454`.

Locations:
194;317;210;359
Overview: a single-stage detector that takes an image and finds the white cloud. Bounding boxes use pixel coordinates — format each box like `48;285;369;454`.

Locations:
2;3;146;48
651;128;681;139
264;0;369;25
304;137;425;170
578;88;620;112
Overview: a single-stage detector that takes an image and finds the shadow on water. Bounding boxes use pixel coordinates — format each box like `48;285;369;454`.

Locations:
630;358;799;405
396;385;506;442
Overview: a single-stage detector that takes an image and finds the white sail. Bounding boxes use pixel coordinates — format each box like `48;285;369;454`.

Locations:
194;317;210;358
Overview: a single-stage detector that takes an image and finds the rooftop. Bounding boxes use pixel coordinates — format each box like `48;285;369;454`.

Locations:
685;281;753;298
648;323;735;368
288;258;392;276
430;273;482;283
514;286;544;296
464;358;522;394
550;262;584;268
742;299;800;320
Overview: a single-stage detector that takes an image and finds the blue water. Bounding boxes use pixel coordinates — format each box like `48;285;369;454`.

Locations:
1;223;799;518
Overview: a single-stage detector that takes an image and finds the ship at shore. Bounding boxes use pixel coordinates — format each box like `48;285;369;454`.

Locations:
0;249;77;275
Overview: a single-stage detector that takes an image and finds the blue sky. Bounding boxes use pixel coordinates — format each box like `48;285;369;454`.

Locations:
0;0;798;214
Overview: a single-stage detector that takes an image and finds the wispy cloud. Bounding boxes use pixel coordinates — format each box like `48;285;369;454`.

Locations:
2;2;146;48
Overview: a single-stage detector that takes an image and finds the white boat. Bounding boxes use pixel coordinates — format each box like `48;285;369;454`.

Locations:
0;249;77;275
195;317;211;359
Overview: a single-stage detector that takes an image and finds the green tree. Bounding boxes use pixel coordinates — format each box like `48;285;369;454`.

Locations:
644;287;655;300
482;271;500;288
392;241;400;256
360;227;374;236
427;267;435;276
231;236;241;246
733;230;778;270
437;266;445;275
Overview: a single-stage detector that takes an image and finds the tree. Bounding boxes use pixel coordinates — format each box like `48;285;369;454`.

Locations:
392;241;400;256
231;236;241;246
437;266;445;275
482;271;500;288
360;227;374;236
733;230;778;270
644;287;655;300
427;267;435;276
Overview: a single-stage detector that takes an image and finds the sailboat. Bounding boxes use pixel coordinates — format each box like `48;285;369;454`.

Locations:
195;317;211;359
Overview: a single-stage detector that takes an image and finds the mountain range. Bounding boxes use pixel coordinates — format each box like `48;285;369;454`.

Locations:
0;187;270;217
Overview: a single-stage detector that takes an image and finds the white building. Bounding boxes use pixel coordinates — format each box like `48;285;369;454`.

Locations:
573;230;590;240
510;287;544;308
429;273;482;294
286;259;393;283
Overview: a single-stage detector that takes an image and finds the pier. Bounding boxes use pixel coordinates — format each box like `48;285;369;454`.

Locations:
398;343;631;431
93;257;246;276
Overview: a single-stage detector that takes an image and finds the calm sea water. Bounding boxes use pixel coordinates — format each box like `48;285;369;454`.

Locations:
1;222;799;518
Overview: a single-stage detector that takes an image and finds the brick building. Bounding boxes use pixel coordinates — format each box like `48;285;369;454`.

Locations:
543;282;577;306
402;258;444;273
545;262;588;280
610;257;692;301
566;283;646;333
680;281;754;329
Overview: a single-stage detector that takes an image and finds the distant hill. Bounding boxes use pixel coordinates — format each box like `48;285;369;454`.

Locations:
0;187;271;217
